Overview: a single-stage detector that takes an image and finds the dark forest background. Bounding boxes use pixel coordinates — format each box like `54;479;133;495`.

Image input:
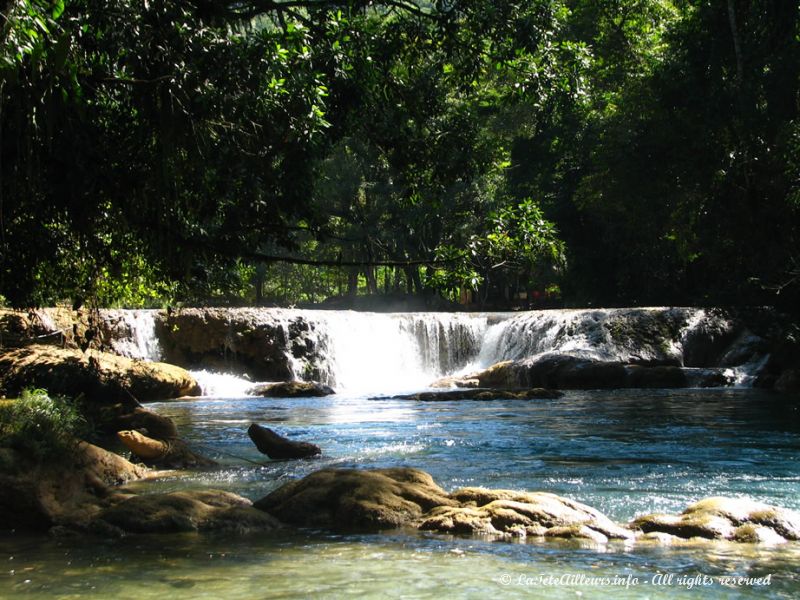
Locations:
2;0;798;311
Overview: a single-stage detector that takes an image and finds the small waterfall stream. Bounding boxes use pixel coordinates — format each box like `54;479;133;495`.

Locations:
103;310;163;361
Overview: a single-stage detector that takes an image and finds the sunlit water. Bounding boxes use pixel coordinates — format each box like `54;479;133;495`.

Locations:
2;388;799;598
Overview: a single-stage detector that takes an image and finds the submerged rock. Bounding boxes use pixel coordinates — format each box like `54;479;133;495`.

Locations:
630;497;800;543
254;468;456;529
117;430;217;469
247;423;321;459
376;388;563;401
249;381;335;398
97;489;281;534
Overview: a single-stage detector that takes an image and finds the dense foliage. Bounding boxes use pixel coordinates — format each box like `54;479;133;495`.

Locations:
0;388;86;461
1;1;798;309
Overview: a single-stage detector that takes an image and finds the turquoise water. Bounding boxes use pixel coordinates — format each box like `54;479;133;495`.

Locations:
1;388;799;598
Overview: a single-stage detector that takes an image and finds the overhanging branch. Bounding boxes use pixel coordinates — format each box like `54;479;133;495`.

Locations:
180;236;457;267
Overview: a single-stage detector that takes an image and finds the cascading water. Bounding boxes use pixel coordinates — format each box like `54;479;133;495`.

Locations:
103;309;163;361
189;369;257;397
307;312;490;393
88;306;772;393
463;307;693;369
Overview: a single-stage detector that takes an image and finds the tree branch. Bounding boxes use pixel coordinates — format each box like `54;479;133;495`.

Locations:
181;236;455;266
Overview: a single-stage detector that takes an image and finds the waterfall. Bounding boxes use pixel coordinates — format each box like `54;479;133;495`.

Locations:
86;306;772;393
103;310;163;361
307;311;491;392
463;307;709;369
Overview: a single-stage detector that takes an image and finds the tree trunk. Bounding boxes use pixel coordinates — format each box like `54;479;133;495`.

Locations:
365;267;378;294
347;270;359;296
726;0;744;90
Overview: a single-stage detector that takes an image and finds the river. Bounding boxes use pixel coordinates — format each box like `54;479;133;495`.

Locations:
1;387;798;598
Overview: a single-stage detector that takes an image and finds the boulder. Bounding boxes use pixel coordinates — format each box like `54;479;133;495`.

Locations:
469;361;521;387
110;406;179;440
254;468;800;546
418;488;633;542
0;345;201;404
249;381;335;398
252;468;629;542
376;388;563;401
0;441;145;531
630;497;800;542
247;423;321;459
97;489;281;534
117;430;217;469
254;468;456;529
463;356;628;389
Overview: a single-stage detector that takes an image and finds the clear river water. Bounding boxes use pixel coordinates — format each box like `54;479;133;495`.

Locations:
1;387;799;599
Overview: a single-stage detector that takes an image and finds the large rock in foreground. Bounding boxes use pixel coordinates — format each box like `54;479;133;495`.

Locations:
254;468;456;529
0;345;201;403
254;468;800;546
98;490;280;534
0;442;146;531
631;497;800;544
253;468;630;541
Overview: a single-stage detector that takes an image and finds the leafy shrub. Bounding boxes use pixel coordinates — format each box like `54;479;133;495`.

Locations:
0;389;87;462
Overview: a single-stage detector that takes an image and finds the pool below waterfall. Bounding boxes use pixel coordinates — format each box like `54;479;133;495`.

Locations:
2;387;799;598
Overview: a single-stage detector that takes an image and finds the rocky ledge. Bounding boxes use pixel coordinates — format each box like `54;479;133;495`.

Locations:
253;468;800;545
0;345;200;403
450;356;733;390
248;381;335;398
373;388;563;401
0;345;201;436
